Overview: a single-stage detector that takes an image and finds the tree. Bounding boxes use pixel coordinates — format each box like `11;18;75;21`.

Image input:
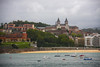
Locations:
12;44;18;49
37;35;45;47
27;29;39;41
0;23;3;29
44;32;57;43
57;34;73;47
76;34;83;37
58;28;61;30
68;39;74;47
9;20;50;27
0;32;5;36
27;29;75;47
0;39;2;45
58;34;69;44
71;33;77;37
60;38;68;46
71;33;82;37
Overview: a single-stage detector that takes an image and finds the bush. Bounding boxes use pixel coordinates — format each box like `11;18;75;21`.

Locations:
12;44;18;49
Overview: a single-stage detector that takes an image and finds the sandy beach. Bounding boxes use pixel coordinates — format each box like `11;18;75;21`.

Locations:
20;50;100;53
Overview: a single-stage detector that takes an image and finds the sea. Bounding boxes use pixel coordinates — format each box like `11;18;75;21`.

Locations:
0;52;100;67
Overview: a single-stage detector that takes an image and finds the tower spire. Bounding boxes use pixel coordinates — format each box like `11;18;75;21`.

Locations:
65;18;68;22
65;18;69;30
57;18;60;22
56;18;60;25
56;18;61;29
65;18;68;24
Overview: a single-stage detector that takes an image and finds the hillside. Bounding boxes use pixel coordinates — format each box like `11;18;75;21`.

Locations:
82;28;100;34
9;20;50;27
93;27;100;30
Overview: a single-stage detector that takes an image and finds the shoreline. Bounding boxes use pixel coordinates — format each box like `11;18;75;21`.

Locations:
20;50;100;54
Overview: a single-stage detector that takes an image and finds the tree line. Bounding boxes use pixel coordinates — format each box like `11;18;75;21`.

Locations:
27;29;74;47
9;20;50;27
0;20;50;29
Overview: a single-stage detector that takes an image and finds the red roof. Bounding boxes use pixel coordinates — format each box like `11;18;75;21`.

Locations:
0;33;28;40
14;27;24;28
8;24;15;25
0;37;5;39
61;27;66;29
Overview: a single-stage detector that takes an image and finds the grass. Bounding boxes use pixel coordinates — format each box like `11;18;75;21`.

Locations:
1;42;32;49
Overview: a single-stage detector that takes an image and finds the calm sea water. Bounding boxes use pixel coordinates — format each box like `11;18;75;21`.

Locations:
0;52;100;67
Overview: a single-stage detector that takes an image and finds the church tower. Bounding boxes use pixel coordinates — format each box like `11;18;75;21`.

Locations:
56;18;61;29
65;18;69;30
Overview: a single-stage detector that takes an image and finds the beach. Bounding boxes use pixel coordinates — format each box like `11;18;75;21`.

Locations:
20;50;100;53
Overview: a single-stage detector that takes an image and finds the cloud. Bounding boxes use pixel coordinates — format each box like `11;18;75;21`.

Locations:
25;2;44;13
96;8;100;15
0;0;100;28
56;8;67;15
70;4;81;14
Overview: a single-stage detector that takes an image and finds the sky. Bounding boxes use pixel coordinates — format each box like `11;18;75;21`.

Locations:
0;0;100;29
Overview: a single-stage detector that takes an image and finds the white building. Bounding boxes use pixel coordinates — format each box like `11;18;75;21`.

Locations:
85;33;100;47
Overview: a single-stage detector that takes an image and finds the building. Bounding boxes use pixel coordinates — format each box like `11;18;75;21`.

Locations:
47;30;68;35
85;33;100;47
0;29;12;33
45;18;69;32
1;23;35;42
69;26;79;32
3;23;35;32
0;32;30;42
38;18;79;35
75;37;84;46
37;27;45;32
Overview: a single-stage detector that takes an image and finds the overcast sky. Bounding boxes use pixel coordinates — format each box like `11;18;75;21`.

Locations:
0;0;100;29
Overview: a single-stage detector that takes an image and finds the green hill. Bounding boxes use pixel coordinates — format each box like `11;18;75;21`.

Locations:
9;20;50;27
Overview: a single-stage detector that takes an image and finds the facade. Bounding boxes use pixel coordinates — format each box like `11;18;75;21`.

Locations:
47;30;68;35
0;23;34;42
3;23;35;32
38;18;79;35
37;27;45;32
45;18;69;32
85;33;100;47
0;29;12;33
0;32;30;42
75;37;84;45
69;26;79;32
